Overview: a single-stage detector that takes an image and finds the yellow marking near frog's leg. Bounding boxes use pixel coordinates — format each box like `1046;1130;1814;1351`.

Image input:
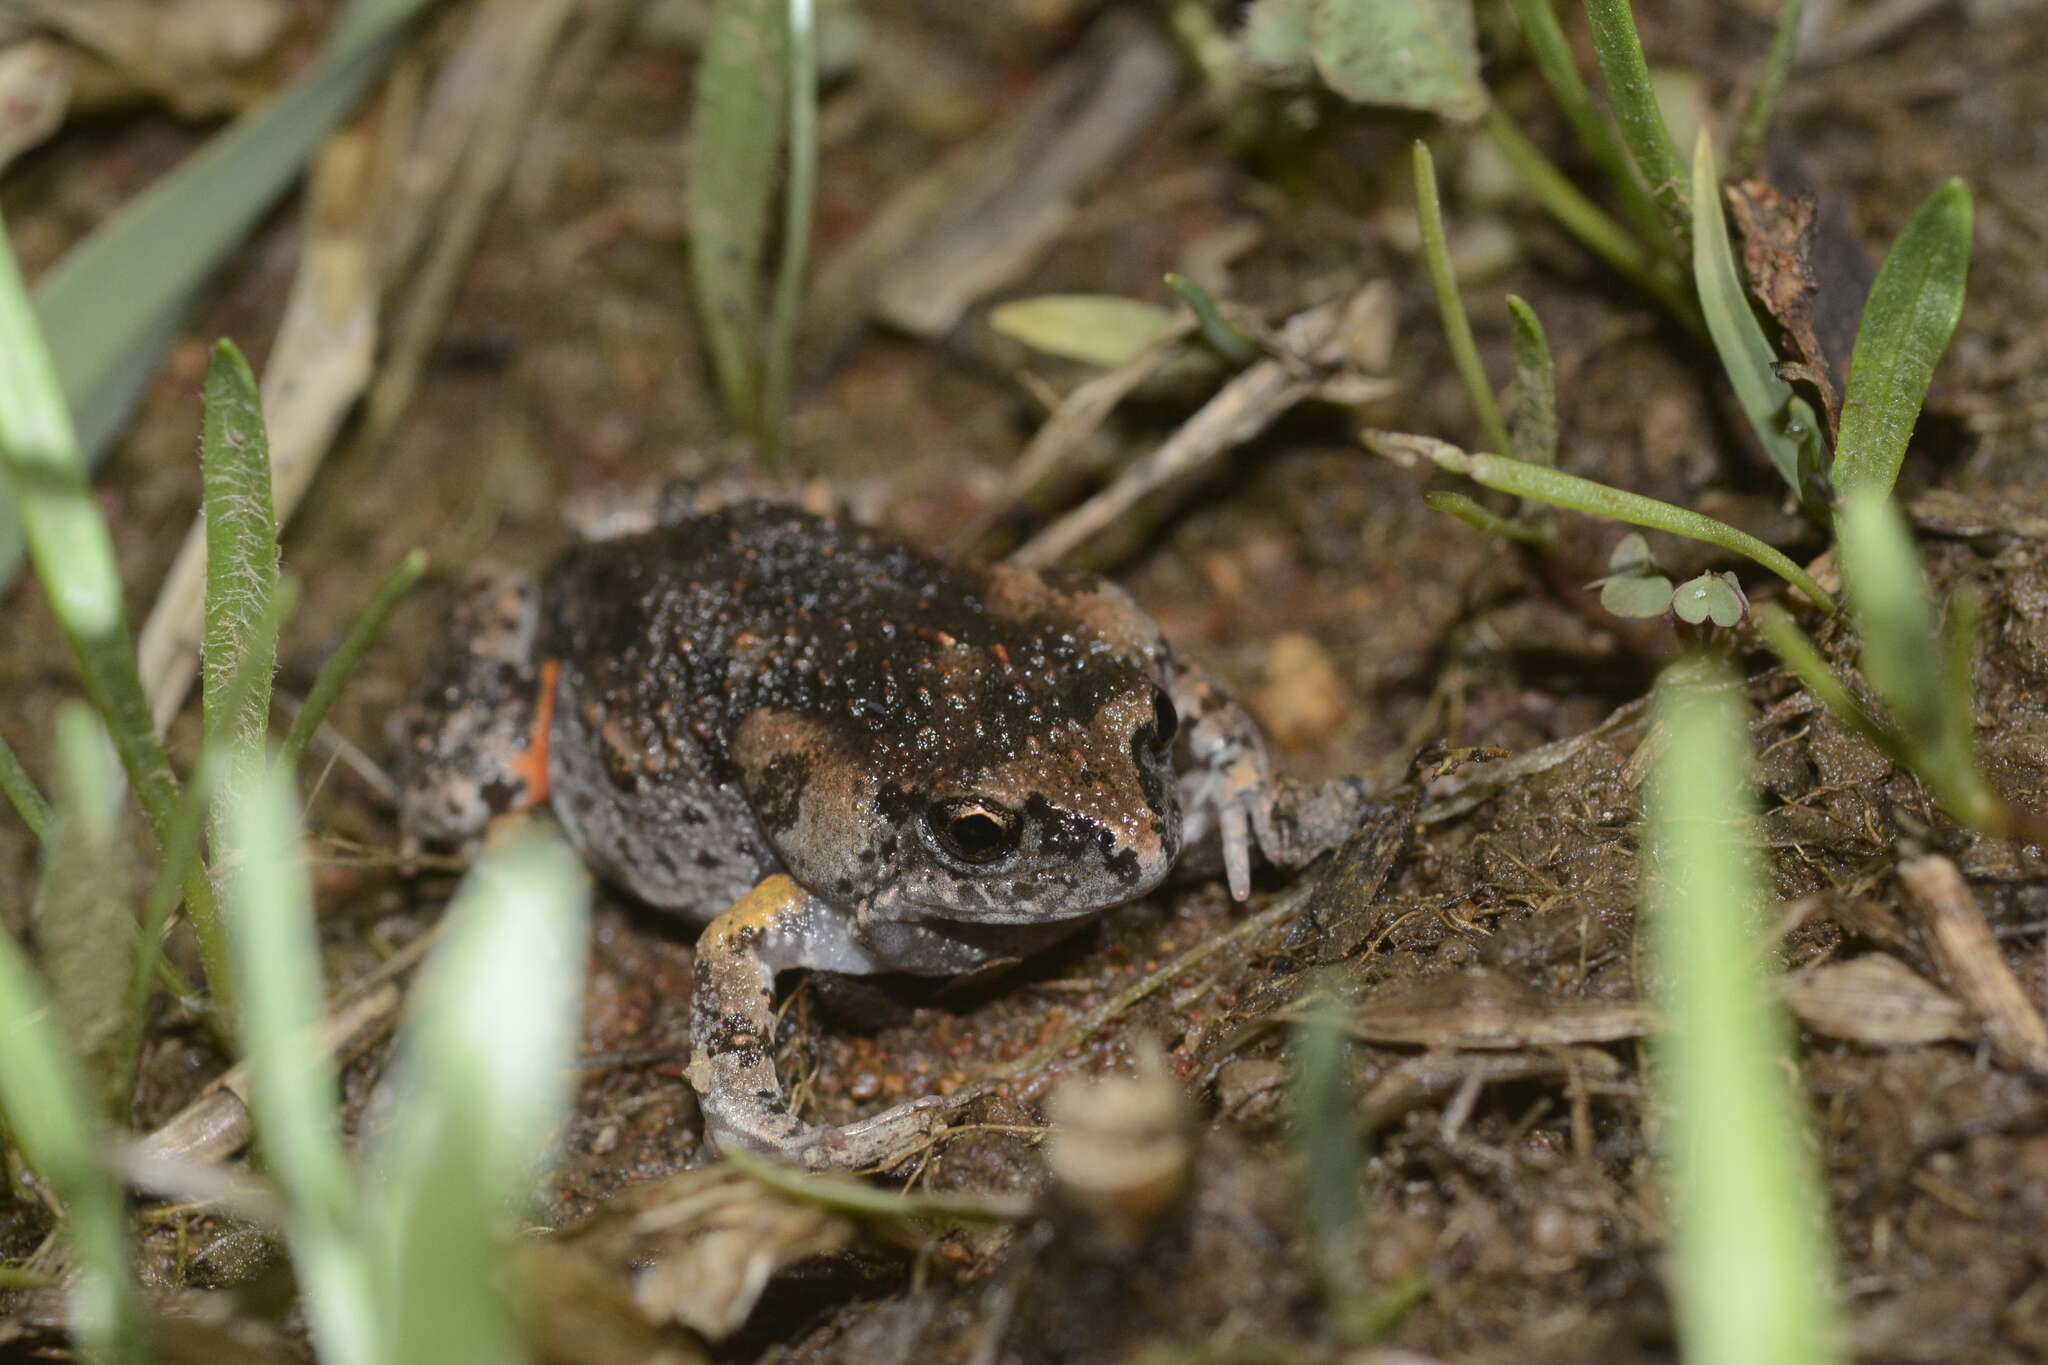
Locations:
688;875;945;1169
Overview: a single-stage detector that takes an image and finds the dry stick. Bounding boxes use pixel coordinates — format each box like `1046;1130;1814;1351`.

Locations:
1009;293;1397;568
355;0;577;458
948;316;1194;556
1897;853;2048;1074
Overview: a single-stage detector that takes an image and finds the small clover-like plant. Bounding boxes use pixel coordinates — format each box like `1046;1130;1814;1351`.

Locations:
1593;533;1748;629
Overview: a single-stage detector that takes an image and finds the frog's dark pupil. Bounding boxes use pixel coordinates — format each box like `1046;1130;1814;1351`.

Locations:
1150;688;1179;749
929;800;1019;864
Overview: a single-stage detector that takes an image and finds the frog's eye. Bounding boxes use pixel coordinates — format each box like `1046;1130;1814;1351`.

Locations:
925;798;1022;867
1148;687;1179;751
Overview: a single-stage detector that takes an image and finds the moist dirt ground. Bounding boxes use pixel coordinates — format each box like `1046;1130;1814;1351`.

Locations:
5;2;2048;1361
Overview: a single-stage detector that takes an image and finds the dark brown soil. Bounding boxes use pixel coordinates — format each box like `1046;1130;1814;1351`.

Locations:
6;1;2048;1361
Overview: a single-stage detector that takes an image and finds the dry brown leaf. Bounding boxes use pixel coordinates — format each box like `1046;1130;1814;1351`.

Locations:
1727;178;1840;435
531;1165;854;1342
1782;953;1971;1046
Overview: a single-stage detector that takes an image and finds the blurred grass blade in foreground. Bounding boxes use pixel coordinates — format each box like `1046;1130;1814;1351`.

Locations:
222;762;380;1365
0;895;148;1364
0;0;439;584
1644;658;1843;1365
373;829;592;1365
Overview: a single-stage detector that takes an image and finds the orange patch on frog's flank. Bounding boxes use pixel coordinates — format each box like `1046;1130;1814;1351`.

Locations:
512;657;562;805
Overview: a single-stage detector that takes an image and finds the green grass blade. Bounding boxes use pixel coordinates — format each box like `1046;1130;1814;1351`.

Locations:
1505;295;1557;466
278;549;428;774
1423;490;1550;545
1580;0;1690;247
1728;0;1806;178
1506;0;1670;253
1400;436;1835;608
1482;110;1701;331
1835;493;1999;828
1644;656;1844;1365
1165;272;1259;365
1752;605;1906;763
1831;180;1972;501
1291;990;1373;1342
31;704;138;1121
373;829;591;1365
0;731;53;841
0;925;148;1365
0;210;184;848
686;0;788;442
1413;141;1511;456
17;0;429;484
200;340;281;769
1689;132;1823;502
758;0;817;468
221;762;379;1365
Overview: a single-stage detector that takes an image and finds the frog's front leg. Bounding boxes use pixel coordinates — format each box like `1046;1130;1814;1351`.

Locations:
392;568;554;851
688;877;945;1170
1170;667;1378;897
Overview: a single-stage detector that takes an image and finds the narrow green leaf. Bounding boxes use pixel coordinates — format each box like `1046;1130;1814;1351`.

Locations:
0;925;148;1365
1690;131;1821;503
686;0;788;435
1483;110;1702;331
1506;0;1670;253
0;0;435;586
31;704;137;1121
221;762;379;1365
1835;493;1997;829
374;829;591;1365
0;210;184;850
1832;180;1972;501
989;295;1180;368
1645;657;1844;1365
201;340;281;769
758;0;818;469
1165;272;1259;366
1581;0;1690;246
1449;445;1835;609
0;731;52;841
1312;0;1485;119
1505;295;1557;466
1291;990;1371;1341
1413;142;1511;456
279;549;428;775
1422;490;1550;545
1729;0;1807;178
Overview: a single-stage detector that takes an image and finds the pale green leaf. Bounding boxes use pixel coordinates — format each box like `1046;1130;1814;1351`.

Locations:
1241;0;1317;75
989;295;1179;368
1672;572;1744;627
1601;572;1674;617
1311;0;1484;119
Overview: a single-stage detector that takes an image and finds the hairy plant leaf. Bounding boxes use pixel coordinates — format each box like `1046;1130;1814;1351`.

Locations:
1311;0;1484;119
200;341;280;771
31;704;137;1119
1832;180;1972;500
1506;294;1557;465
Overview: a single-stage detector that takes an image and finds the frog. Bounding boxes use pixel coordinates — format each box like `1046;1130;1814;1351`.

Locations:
393;481;1373;1169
